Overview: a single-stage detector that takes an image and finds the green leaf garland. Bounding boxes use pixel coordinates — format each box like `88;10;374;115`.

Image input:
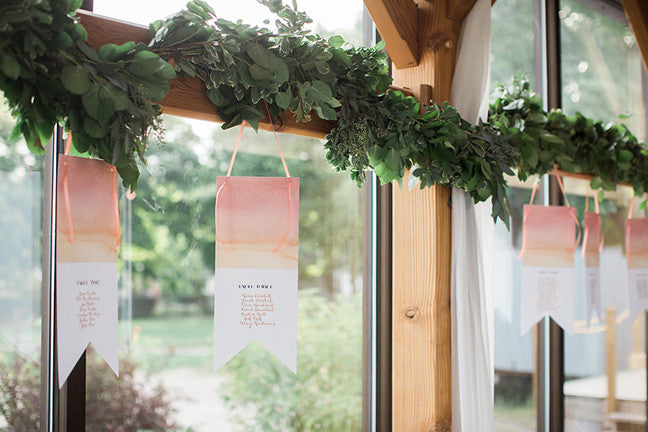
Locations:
1;0;648;227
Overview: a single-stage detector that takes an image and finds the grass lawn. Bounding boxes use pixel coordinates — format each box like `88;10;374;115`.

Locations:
124;315;214;371
494;398;535;432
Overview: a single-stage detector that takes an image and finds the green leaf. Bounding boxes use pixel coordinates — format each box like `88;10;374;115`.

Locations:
275;90;292;110
328;35;345;48
98;44;118;61
61;65;91;95
156;61;177;80
206;88;228;106
83;117;107;138
267;56;289;83
127;74;170;101
103;83;129;111
0;55;21;80
247;42;272;68
249;64;273;81
127;50;166;77
374;40;385;51
82;84;115;124
53;31;74;50
385;148;400;172
308;80;333;104
315;104;337;121
618;149;633;163
539;131;563;145
590;176;603;190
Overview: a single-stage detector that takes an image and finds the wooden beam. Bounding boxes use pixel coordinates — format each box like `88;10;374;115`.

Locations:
621;0;648;74
446;0;478;23
78;10;335;139
363;0;419;69
605;306;617;414
391;0;460;430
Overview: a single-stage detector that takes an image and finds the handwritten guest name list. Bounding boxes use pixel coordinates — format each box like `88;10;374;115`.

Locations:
240;284;277;328
75;280;102;330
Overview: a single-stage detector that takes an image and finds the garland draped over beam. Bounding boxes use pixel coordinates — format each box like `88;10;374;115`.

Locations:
1;0;647;227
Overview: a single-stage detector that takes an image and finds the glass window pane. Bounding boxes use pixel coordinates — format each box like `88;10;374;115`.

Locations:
0;102;43;430
490;181;539;432
490;0;539;92
560;0;646;140
560;1;647;428
490;0;539;429
88;3;367;430
562;178;646;430
85;118;365;431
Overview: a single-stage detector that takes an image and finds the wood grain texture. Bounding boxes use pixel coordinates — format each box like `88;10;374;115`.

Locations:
605;307;617;414
78;11;335;138
364;0;420;69
621;0;648;74
446;0;478;22
389;0;459;430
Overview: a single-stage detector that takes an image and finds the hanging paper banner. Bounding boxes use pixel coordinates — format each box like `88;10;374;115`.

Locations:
56;154;120;387
583;213;603;323
214;176;299;373
583;211;603;324
626;213;648;320
519;202;579;335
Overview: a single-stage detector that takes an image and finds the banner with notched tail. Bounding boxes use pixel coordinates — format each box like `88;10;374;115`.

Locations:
214;176;299;373
56;154;120;387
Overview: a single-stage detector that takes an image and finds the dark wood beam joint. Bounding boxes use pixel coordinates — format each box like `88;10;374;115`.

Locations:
446;0;478;23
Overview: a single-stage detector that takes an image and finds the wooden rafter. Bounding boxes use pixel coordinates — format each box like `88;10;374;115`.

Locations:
78;11;336;139
363;0;419;69
621;0;648;74
390;0;461;429
446;0;478;23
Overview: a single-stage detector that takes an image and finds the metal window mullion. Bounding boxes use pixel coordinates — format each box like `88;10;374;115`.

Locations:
41;125;62;432
537;0;565;431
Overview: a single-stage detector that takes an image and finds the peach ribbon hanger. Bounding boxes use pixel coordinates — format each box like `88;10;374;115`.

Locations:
60;132;121;249
518;166;581;259
215;113;294;253
61;133;75;244
581;190;604;257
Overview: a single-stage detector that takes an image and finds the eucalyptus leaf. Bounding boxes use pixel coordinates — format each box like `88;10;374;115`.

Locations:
61;65;90;95
0;55;20;80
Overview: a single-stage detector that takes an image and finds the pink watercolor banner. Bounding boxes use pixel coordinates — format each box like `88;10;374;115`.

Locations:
214;176;299;373
56;155;119;387
520;204;578;335
626;218;648;319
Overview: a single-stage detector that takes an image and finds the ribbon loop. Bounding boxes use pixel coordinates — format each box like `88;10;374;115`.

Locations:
216;111;294;254
519;171;581;259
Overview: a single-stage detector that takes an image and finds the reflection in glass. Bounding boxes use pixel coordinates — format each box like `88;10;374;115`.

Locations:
491;183;538;432
0;103;43;430
560;1;647;429
562;178;646;430
86;117;364;431
490;0;539;429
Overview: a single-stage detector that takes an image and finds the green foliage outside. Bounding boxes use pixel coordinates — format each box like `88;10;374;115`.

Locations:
220;289;362;432
0;352;179;431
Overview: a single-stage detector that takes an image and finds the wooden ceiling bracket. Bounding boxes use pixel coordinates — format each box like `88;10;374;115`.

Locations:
363;0;420;69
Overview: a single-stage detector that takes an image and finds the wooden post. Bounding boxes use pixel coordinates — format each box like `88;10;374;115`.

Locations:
390;1;463;430
606;306;617;415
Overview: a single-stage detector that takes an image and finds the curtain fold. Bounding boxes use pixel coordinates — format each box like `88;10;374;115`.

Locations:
449;0;495;430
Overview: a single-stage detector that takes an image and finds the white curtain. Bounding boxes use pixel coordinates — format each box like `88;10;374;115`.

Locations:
449;0;495;430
